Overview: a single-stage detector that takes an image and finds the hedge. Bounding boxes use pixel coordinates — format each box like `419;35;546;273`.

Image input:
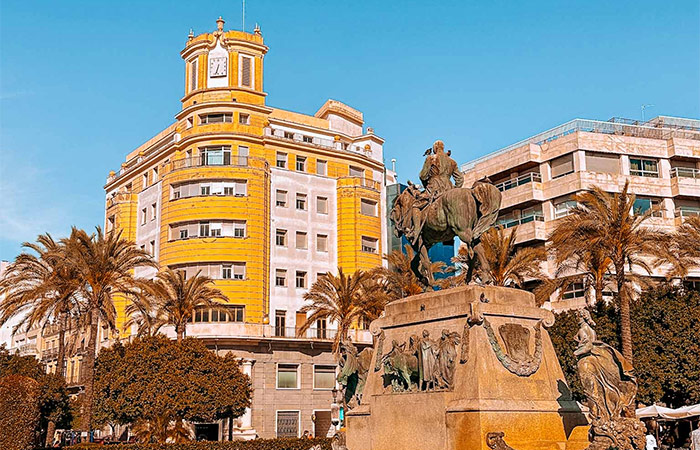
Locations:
66;438;332;450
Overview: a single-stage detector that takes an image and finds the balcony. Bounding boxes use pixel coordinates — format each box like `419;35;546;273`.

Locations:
495;172;542;192
41;347;59;360
186;323;373;344
670;167;700;197
496;214;546;244
14;343;39;357
169;155;268;172
337;176;381;192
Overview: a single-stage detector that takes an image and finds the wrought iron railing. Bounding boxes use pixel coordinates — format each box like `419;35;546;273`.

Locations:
671;167;700;179
497;214;545;229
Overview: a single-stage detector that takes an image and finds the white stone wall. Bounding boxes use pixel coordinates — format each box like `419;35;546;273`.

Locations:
135;181;161;279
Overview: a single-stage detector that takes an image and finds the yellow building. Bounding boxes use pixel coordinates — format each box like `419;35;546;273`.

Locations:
104;17;386;440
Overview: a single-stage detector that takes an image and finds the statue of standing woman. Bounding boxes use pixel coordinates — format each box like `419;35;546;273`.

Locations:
574;309;645;450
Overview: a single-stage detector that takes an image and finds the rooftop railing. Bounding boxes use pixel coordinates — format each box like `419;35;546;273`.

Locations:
671;167;700;179
462;117;700;172
494;172;542;192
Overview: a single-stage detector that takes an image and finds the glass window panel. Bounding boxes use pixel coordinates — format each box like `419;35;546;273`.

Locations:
314;365;336;389
277;364;298;389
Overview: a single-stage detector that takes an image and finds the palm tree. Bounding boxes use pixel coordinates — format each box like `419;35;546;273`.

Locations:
546;244;615;306
123;287;166;338
548;182;671;363
144;268;227;342
0;233;81;445
371;246;426;300
63;226;156;432
297;268;388;353
455;225;546;289
665;216;700;279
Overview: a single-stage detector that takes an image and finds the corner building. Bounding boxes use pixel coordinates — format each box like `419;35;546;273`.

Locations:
104;18;385;439
460;116;700;311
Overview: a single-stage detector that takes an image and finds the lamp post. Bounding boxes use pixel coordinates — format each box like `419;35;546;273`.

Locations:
331;387;340;433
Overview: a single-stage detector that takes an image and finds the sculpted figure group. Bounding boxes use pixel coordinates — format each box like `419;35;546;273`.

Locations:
381;329;460;393
574;309;646;450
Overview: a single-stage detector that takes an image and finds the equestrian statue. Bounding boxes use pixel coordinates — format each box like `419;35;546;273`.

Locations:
390;140;501;285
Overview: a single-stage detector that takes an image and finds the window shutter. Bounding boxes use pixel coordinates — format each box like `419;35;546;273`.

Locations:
585;153;619;174
551;154;574;178
241;56;251;87
190;59;198;92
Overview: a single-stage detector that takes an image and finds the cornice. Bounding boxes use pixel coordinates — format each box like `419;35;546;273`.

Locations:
176;100;273;120
180;87;267;104
263;135;384;171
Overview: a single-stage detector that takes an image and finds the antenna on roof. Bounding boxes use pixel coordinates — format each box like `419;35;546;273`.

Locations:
641;104;654;122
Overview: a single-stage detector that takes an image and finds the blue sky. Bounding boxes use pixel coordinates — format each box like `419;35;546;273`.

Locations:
1;0;698;260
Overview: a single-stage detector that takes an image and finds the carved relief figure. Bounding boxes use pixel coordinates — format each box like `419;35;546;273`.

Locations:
437;329;460;389
337;337;373;407
416;330;439;391
574;309;645;450
390;140;501;285
381;339;419;392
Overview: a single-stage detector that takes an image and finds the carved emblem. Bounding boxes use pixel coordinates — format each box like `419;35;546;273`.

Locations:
486;432;517;450
483;318;543;377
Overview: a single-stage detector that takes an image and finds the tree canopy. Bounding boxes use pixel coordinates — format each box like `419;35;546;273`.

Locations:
92;335;251;427
549;285;700;407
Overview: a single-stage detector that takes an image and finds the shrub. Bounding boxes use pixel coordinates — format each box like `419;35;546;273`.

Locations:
0;374;41;450
68;437;332;450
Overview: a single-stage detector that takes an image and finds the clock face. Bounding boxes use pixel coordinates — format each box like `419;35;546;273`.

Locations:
209;56;227;78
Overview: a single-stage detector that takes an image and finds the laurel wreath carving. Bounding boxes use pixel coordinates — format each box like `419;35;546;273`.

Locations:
482;318;543;377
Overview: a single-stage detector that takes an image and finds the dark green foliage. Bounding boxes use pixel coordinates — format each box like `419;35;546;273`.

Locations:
0;374;41;450
549;285;700;407
92;335;252;427
68;438;332;450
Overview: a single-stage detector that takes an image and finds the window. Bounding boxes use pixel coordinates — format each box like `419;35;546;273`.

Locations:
210;222;222;237
233;221;246;238
150;203;157;221
276;152;287;168
142;173;148;188
316;234;328;252
186;117;193;129
152;167;159;182
172;186;181;199
237;146;248;166
275;310;287;337
276;229;287;246
200;113;232;124
316;319;327;339
361;236;378;253
149;240;155;256
276;190;287;207
200;184;211;195
302;135;313;144
551;154;574;178
554;199;577;219
630;158;659;178
276;411;300;438
586;152;620;174
240;55;252;88
232;262;245;280
296;232;307;250
222;264;232;279
295;271;307;288
296;193;307;210
316;159;327;176
317;196;328;214
189;58;198;92
200;146;231;166
284;131;294;139
633;197;663;217
199;222;210;237
562;282;586;300
141;208;147;225
296;156;306;171
229;305;244;322
360;198;377;216
275;269;287;287
179;229;188;239
239;113;250;125
314;365;336;390
349;166;364;178
107;215;115;231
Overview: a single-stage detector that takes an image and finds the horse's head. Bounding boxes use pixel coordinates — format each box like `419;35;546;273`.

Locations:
391;186;418;237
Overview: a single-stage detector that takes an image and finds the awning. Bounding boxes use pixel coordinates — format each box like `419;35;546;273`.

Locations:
637;404;700;419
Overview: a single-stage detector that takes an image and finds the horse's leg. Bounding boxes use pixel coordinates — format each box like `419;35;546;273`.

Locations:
418;244;435;286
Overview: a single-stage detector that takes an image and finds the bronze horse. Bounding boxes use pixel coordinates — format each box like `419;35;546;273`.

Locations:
390;181;501;285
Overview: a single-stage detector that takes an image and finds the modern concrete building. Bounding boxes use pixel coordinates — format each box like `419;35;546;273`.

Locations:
460;116;700;311
99;17;386;439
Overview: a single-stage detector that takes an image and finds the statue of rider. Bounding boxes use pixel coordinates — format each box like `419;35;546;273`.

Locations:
407;140;464;244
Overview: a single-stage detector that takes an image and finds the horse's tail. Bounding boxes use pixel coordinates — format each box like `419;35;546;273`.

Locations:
471;182;502;239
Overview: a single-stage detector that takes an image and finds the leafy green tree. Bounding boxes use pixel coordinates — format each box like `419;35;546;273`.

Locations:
549;285;700;407
0;375;41;450
92;335;251;442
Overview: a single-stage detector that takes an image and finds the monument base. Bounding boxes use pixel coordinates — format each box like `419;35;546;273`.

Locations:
346;286;588;450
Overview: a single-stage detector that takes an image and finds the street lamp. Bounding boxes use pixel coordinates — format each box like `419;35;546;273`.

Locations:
331;387;340;431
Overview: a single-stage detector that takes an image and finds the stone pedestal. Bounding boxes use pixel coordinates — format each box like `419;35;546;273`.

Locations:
346;286;587;450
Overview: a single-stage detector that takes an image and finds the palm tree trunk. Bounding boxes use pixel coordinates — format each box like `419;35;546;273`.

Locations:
594;278;604;305
45;314;68;446
81;309;100;432
615;263;634;364
176;324;184;343
228;416;233;441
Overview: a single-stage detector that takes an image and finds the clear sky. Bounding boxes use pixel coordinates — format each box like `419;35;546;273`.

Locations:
1;0;698;260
